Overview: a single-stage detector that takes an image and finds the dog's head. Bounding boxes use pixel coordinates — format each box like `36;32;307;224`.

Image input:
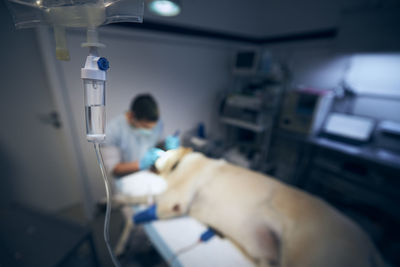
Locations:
152;147;193;177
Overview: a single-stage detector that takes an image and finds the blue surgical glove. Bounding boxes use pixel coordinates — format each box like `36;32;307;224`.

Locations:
165;135;180;150
139;148;164;170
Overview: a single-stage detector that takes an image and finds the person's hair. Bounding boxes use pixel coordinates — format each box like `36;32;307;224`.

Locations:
130;94;159;121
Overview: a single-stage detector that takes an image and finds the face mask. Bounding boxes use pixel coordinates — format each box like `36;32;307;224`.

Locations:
129;116;155;136
134;127;153;136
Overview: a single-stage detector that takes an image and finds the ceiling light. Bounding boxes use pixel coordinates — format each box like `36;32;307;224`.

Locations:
148;0;181;17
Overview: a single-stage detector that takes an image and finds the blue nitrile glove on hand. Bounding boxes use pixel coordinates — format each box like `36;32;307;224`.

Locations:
165;135;180;150
139;148;164;170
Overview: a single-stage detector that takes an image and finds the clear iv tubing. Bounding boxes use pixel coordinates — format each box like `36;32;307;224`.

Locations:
168;241;200;265
94;143;121;267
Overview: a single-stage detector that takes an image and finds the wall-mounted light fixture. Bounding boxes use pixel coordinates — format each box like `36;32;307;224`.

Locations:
147;0;181;17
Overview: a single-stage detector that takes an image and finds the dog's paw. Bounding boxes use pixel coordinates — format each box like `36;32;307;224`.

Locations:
114;243;126;257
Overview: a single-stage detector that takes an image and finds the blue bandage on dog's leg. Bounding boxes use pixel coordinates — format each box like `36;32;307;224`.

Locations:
200;228;216;242
133;204;158;224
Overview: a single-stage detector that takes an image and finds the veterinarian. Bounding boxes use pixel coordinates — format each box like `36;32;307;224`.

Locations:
102;94;179;177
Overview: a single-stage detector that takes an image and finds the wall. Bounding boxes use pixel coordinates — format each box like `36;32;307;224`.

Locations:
266;39;350;90
54;27;234;201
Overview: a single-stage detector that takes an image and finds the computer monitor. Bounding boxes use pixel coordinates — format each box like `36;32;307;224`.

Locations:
233;49;260;75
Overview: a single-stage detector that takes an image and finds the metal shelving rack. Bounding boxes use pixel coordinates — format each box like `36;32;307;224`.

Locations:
219;70;287;172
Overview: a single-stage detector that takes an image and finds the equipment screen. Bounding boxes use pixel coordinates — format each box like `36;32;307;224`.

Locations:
235;51;256;69
296;94;317;115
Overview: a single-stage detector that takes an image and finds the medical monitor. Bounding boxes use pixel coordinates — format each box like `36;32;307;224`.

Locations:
233;49;260;75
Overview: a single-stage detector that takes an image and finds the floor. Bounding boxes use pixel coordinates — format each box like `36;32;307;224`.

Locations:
58;203;167;267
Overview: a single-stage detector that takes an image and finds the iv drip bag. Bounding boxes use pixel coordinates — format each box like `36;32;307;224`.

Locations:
5;0;144;60
6;0;144;28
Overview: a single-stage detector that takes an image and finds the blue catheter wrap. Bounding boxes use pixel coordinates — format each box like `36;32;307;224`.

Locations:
133;204;158;224
200;228;216;242
133;205;216;242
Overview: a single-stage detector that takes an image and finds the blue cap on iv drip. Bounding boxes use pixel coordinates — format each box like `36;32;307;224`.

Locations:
97;57;109;71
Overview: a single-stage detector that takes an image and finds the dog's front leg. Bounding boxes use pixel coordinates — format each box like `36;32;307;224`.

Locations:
133;176;197;224
115;206;135;256
155;183;194;219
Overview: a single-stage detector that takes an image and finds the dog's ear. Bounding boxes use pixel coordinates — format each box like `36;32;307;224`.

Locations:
154;147;193;175
149;165;159;174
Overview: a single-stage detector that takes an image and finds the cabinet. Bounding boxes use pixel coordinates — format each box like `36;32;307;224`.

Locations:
307;150;400;265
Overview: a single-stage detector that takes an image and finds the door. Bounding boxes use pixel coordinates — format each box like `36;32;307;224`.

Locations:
0;1;86;213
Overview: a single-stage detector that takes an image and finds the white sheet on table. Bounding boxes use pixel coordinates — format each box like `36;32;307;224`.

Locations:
117;170;167;197
148;217;254;267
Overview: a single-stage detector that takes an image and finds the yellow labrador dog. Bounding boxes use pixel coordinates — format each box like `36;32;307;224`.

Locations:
118;147;384;267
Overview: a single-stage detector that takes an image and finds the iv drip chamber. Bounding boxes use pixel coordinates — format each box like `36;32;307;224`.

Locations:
82;51;109;142
84;79;106;142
